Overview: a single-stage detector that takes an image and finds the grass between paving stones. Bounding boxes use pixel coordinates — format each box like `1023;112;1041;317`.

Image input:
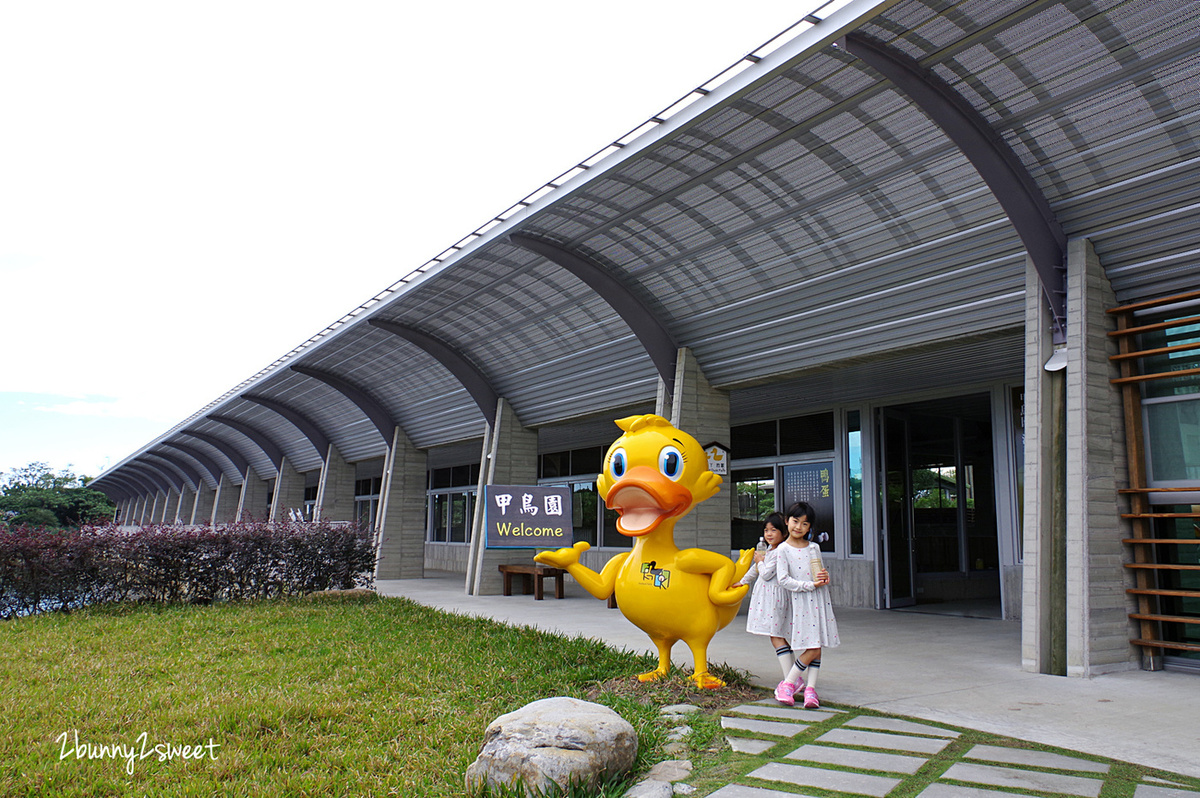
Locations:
0;592;764;797
689;701;1200;798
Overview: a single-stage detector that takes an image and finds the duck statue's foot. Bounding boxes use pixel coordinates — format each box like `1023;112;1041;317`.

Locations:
689;672;726;689
637;668;669;683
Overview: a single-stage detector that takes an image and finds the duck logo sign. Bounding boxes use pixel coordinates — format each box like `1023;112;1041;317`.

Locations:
484;485;573;548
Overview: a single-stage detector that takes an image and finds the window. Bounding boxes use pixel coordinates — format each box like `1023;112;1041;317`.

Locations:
780;413;835;455
731;421;776;459
1141;312;1200;486
426;466;478;543
539;445;627;548
355;477;382;529
847;410;863;556
732;413;834;459
730;412;836;551
303;485;318;522
731;467;775;550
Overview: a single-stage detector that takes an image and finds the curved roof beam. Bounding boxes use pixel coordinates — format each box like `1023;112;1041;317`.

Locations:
290;365;397;445
240;394;331;458
508;234;679;391
841;32;1067;343
106;470;152;496
367;320;499;426
179;430;251;477
161;441;228;486
147;450;204;491
206;415;284;472
125;462;175;495
93;474;135;501
138;456;191;493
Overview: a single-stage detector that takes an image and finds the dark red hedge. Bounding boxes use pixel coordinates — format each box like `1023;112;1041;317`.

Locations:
0;520;376;619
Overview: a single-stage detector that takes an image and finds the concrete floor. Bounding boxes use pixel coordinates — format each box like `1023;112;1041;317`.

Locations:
377;572;1200;779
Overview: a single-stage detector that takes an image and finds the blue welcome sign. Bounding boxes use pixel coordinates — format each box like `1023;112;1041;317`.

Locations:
484;485;573;549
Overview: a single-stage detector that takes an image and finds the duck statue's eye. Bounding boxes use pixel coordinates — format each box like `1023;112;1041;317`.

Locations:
659;446;684;480
610;448;627;478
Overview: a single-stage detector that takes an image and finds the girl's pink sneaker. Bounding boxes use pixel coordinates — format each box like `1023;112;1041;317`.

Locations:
774;680;797;706
803;686;820;709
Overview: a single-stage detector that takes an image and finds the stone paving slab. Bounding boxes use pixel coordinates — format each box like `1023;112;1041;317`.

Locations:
965;743;1109;773
846;715;961;737
746;761;901;797
1147;777;1200;788
784;743;928;774
707;784;821;798
729;704;834;722
918;784;1030;797
749;699;845;714
815;727;953;755
941;761;1105;797
713;699;1200;798
725;737;778;755
721;716;809;738
1136;785;1200;797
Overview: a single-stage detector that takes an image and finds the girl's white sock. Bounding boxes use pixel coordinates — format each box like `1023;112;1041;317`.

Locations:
784;660;806;685
775;644;795;678
805;660;821;690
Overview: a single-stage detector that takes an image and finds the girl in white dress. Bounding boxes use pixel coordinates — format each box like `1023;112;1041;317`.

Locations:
773;501;840;709
734;513;794;677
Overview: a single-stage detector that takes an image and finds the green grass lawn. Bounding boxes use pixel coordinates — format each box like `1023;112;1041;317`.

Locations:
1;592;727;797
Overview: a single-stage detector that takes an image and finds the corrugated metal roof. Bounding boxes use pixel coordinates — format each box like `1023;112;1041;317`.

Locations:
96;0;1200;497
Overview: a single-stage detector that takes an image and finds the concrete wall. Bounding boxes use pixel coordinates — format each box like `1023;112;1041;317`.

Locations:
1064;238;1135;676
469;399;540;595
1022;239;1135;676
375;426;428;580
237;470;270;522
664;347;731;554
315;445;356;523
1003;564;1023;621
270;457;307;522
826;558;876;610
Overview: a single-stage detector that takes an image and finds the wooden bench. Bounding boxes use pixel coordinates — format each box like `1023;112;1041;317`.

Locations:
498;564;565;600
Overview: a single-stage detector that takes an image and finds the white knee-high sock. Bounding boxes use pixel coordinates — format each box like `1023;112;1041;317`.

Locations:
784;660;806;686
775;645;795;678
804;660;821;690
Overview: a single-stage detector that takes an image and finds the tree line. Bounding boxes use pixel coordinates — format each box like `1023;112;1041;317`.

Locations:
1;462;115;530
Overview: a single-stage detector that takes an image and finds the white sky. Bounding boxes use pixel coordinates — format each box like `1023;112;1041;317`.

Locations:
0;1;829;480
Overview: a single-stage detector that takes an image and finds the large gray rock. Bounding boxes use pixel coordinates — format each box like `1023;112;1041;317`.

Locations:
465;696;638;795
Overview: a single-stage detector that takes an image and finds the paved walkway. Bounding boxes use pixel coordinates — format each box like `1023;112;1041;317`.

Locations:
376;573;1200;793
705;701;1200;798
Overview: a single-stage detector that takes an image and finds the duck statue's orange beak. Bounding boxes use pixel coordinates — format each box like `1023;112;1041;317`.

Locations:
605;465;694;536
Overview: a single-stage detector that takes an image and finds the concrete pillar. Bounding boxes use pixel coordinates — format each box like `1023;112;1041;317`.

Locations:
237;468;270;522
1022;240;1133;677
191;484;213;526
314;445;355;522
144;493;161;525
1022;253;1065;675
162;488;179;524
1063;238;1133;676
660;347;731;554
375;426;428;580
269;457;306;522
467;398;539;595
212;474;240;525
172;488;189;524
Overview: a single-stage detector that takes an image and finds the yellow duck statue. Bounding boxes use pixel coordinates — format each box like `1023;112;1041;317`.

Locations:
534;414;753;688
